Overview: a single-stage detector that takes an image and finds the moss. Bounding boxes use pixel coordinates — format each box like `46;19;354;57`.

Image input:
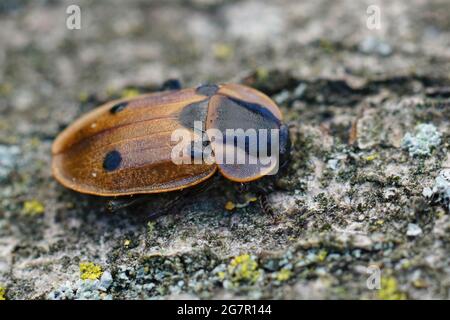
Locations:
227;254;261;285
22;199;45;216
0;286;6;300
79;262;103;280
378;277;407;300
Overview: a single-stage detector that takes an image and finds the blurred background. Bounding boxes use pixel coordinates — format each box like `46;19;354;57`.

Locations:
0;0;450;300
1;0;449;135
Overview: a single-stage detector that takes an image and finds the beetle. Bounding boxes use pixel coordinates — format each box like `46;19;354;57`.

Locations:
52;83;291;215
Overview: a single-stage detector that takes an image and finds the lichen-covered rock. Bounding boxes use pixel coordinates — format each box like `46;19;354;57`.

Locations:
0;145;20;181
401;124;442;157
48;275;114;300
423;169;450;212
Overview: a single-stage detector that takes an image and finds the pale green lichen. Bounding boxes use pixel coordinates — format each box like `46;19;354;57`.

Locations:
401;123;441;157
79;262;103;280
48;271;113;300
423;169;450;211
0;144;20;181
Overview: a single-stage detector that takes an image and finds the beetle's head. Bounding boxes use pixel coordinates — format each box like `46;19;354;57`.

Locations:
278;123;291;171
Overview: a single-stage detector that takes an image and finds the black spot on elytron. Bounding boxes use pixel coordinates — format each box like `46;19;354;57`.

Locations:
110;102;128;114
161;79;182;91
178;99;209;130
227;97;281;126
103;150;122;171
196;84;219;97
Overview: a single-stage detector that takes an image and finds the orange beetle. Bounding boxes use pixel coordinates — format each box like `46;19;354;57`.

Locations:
52;83;290;212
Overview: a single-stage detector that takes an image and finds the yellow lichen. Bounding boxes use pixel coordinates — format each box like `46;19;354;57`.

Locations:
22;200;45;216
79;262;103;280
225;195;258;211
124;239;131;247
400;259;411;270
217;271;226;280
213;43;233;60
121;88;140;99
0;83;12;96
365;153;379;161
244;195;258;203
227;254;261;284
0;286;6;300
78;91;89;102
378;277;407;300
412;279;427;288
255;68;269;81
225;201;236;211
275;268;292;282
317;249;328;262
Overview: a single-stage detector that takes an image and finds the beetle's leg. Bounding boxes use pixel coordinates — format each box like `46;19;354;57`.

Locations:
237;183;250;193
146;194;186;219
234;183;251;203
106;196;149;212
259;193;275;217
147;174;222;220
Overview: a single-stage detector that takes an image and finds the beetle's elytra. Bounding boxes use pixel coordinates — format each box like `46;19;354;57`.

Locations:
52;83;290;196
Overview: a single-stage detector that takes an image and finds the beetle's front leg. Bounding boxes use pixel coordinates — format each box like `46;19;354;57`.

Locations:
259;193;275;217
147;175;222;219
106;195;150;212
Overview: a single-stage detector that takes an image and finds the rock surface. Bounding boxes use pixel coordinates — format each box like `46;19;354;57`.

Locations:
0;0;450;299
